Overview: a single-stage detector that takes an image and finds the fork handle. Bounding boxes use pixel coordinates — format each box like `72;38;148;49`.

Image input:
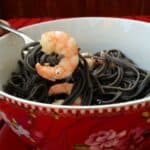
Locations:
0;21;34;44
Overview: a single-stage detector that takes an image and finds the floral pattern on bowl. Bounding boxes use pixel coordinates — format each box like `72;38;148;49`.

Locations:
74;127;150;150
0;97;150;149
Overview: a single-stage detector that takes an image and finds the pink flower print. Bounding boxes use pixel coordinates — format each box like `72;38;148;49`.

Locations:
117;128;145;150
85;129;127;150
129;128;144;144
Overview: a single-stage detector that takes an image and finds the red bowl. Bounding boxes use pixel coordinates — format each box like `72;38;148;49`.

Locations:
0;18;150;149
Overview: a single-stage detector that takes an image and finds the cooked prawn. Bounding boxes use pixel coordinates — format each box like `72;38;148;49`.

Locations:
35;31;79;81
48;82;81;105
49;82;81;105
52;99;64;105
48;82;73;96
51;98;81;105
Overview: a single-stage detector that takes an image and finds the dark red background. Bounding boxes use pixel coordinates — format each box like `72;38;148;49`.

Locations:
0;0;150;19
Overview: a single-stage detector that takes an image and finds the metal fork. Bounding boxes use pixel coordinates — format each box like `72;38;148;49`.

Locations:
0;21;34;44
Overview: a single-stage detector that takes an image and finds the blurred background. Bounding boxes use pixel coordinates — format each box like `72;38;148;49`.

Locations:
0;0;149;19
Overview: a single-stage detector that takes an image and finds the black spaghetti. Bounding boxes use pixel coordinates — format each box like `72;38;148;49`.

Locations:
3;42;150;105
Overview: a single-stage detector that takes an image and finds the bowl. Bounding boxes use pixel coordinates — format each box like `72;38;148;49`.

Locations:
0;17;150;149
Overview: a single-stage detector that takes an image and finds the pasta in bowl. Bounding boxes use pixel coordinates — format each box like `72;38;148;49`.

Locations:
0;18;150;149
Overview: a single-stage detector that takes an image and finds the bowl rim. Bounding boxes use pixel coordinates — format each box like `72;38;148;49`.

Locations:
0;17;150;109
18;16;150;30
1;91;150;109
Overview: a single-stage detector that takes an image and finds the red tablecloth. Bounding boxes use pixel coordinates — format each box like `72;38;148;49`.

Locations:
0;16;150;150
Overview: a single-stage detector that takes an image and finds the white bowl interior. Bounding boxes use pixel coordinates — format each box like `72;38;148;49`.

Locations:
0;17;150;99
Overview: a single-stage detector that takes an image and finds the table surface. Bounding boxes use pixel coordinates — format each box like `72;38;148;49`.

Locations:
0;16;150;150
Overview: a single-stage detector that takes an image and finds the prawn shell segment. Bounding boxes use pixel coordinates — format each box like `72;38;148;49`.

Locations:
40;31;78;55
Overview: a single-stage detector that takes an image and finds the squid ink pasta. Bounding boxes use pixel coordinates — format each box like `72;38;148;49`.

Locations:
3;31;150;106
